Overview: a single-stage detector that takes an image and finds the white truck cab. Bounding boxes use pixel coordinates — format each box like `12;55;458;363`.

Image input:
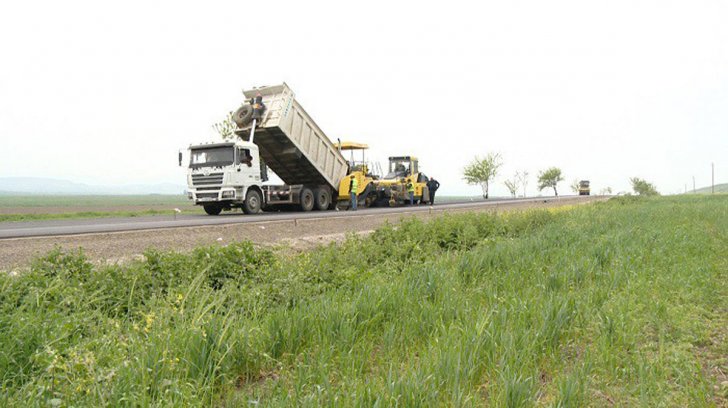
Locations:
186;140;266;215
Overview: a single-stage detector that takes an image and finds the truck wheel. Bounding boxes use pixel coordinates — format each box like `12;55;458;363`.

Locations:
313;188;331;211
233;105;253;127
299;188;314;212
242;189;262;214
203;204;222;215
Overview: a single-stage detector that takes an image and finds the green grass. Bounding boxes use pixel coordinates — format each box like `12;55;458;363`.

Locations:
0;209;199;223
0;196;726;406
0;194;200;222
0;194;189;208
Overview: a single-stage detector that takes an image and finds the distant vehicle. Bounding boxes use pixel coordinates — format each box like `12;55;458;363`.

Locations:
578;180;591;196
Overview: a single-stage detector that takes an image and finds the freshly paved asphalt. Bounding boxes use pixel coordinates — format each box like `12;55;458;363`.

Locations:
0;196;594;239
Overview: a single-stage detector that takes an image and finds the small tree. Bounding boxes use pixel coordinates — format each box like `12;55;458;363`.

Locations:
516;170;529;197
463;153;502;199
212;111;237;140
599;187;613;195
504;177;518;198
629;177;659;196
570;179;580;194
537;167;564;196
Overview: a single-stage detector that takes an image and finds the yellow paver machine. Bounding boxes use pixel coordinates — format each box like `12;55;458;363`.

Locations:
335;141;379;209
372;156;430;206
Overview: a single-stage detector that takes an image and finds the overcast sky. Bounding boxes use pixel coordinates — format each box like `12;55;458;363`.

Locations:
1;0;726;196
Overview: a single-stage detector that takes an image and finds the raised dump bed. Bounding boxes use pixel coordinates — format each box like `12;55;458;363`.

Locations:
234;83;348;191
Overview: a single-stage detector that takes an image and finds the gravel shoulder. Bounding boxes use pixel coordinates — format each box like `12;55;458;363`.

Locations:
0;197;605;272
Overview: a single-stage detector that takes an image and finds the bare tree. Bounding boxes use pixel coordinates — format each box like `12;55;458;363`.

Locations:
570;179;580;194
516;171;529;197
504;177;518;198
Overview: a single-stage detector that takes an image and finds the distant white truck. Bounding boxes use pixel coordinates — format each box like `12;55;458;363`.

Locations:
183;84;354;215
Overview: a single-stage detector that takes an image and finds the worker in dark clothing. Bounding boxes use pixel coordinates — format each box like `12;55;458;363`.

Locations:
250;92;265;120
426;177;440;204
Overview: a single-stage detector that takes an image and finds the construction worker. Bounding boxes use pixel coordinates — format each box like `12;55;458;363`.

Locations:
349;175;358;210
426;177;440;204
406;179;415;205
250;92;265;120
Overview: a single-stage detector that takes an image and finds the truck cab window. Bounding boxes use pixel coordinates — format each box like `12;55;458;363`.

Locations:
239;149;253;166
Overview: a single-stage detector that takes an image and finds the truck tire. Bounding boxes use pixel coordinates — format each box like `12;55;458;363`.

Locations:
233;105;253;127
203;204;222;215
242;189;262;214
313;188;331;211
299;188;314;212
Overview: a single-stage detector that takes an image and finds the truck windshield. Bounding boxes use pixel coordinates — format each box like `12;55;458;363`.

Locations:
190;147;234;168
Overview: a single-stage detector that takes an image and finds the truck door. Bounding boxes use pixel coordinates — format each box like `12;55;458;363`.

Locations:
231;147;258;188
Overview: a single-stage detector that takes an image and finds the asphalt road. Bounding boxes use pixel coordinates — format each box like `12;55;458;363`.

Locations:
0;196;592;239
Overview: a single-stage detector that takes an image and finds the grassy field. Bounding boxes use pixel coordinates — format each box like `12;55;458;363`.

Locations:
0;194;474;222
0;195;199;222
0;194;190;208
0;196;725;406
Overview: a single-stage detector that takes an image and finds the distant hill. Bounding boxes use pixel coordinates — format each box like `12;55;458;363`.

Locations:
693;183;728;194
0;177;185;195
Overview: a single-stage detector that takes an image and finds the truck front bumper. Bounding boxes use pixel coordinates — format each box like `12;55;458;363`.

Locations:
189;188;239;203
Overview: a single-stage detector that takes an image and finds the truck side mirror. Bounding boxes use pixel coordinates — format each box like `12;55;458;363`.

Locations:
178;151;182;167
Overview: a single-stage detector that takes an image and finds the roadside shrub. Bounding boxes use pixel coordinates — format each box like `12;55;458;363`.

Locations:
30;247;93;279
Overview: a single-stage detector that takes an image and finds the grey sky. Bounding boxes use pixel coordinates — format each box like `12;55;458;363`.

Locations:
1;0;726;196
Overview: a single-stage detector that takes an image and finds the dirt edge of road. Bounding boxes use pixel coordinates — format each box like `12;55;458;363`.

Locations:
1;197;605;272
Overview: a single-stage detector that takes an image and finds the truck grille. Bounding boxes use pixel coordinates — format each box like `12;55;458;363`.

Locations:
195;192;219;200
192;173;224;187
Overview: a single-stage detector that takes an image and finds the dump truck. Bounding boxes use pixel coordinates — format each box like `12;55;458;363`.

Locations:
578;180;591;196
184;83;376;214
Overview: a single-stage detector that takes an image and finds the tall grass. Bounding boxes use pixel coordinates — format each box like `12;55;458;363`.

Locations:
1;195;726;406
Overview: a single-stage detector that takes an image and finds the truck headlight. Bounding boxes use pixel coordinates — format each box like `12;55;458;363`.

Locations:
187;192;193;200
222;190;235;199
